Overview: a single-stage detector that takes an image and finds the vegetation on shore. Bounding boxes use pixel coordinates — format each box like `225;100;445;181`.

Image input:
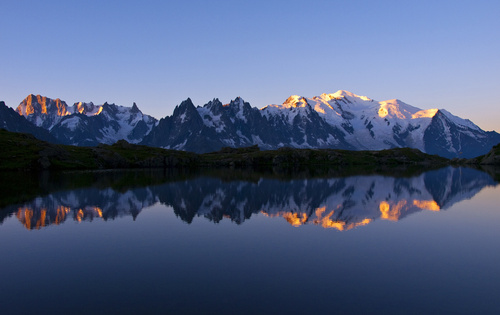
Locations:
1;128;498;171
467;143;500;165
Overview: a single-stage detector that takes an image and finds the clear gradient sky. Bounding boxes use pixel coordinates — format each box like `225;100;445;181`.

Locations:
1;0;499;131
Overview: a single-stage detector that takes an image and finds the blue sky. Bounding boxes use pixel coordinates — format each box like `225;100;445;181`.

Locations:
1;0;499;130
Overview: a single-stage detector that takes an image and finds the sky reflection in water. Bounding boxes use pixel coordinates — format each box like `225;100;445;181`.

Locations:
0;167;499;314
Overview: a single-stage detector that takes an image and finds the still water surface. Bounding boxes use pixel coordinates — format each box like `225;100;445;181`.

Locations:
1;167;500;314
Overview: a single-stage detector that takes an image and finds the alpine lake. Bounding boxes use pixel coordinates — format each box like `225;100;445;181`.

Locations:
1;166;500;315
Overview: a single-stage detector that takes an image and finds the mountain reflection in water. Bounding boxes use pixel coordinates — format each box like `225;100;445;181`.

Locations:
2;167;497;231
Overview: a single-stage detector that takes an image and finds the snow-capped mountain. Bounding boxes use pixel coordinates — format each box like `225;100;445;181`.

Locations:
142;90;500;158
3;167;495;230
141;96;353;153
5;91;499;157
16;94;71;129
15;94;157;146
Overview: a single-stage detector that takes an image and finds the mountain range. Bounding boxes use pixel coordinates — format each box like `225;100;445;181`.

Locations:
13;94;157;146
2;91;499;158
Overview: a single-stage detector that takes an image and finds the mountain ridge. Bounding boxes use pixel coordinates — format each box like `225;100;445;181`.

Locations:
13;94;157;146
2;90;499;158
140;90;500;157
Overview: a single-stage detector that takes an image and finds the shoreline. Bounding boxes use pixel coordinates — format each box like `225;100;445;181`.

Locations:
1;129;498;171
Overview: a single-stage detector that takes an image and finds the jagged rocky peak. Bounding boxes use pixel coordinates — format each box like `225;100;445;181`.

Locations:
73;101;99;115
172;98;198;120
227;96;244;107
226;97;253;114
16;94;71;117
176;98;195;111
204;98;223;109
209;98;222;105
201;98;224;116
101;102;119;115
197;97;251;119
131;102;140;113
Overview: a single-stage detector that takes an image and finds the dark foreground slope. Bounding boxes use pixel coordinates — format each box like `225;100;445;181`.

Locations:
0;129;451;171
0;129;197;170
467;143;500;166
0;101;58;143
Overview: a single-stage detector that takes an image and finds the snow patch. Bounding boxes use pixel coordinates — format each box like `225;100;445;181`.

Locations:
59;116;81;132
440;109;480;131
